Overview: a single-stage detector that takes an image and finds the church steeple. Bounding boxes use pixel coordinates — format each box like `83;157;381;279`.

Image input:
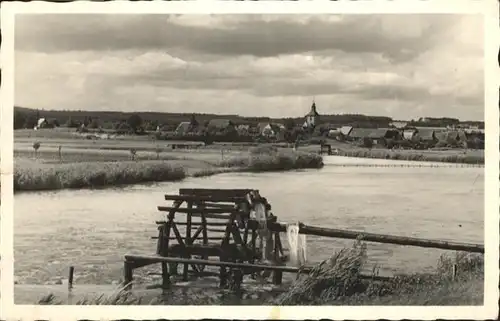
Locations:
305;98;320;128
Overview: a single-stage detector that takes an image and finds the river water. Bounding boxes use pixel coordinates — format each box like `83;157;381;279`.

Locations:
14;156;484;286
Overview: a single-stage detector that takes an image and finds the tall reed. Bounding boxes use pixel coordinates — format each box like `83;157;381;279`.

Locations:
14;160;186;191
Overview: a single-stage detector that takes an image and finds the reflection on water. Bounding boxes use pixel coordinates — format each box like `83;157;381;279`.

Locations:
14;156;484;285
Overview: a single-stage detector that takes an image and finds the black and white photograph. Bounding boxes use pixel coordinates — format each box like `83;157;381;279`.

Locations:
1;1;499;320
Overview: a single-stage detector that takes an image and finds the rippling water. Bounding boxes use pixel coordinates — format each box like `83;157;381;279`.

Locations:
14;156;484;285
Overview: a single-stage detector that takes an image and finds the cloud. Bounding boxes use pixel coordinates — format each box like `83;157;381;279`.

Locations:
14;14;484;120
15;14;458;61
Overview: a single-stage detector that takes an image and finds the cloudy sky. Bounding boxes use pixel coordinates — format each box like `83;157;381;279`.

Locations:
15;14;483;121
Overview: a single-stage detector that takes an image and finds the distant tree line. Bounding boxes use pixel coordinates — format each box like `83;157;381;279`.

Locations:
14;107;484;140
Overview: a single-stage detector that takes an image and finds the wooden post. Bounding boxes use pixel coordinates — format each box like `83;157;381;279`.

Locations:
156;224;164;255
162;222;171;256
68;266;74;290
161;262;170;289
232;268;243;291
201;204;209;261
272;232;282;285
124;261;133;290
165;215;177;275
219;253;228;289
275;232;284;256
250;227;257;263
183;201;192;281
272;270;283;285
243;225;249;245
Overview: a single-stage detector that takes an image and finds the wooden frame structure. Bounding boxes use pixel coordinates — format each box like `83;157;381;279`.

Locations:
124;188;485;291
125;188;286;290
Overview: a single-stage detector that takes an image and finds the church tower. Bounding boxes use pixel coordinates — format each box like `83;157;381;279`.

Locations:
304;99;320;128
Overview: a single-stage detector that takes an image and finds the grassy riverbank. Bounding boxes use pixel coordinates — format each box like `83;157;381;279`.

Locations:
35;240;483;306
272;240;483;306
338;148;484;165
14;147;323;192
299;140;485;165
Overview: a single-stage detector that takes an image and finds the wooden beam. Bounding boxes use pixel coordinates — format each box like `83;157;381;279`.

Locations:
157;221;229;227
190;225;204;242
201;203;238;210
157;206;241;214
179;188;256;197
157;209;234;220
203;228;227;233
269;223;484;254
150;236;225;241
124;255;392;282
165;194;247;203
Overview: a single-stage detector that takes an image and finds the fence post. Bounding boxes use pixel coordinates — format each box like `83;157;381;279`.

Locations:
68;266;74;290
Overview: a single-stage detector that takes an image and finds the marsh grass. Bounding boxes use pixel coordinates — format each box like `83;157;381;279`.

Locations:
219;149;324;171
13;148;323;191
273;240;484;306
339;149;484;164
36;240;483;306
14;160;186;191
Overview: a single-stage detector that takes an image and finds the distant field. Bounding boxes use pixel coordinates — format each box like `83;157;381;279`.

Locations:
13;133;324;192
14;145;240;165
14;128;485;165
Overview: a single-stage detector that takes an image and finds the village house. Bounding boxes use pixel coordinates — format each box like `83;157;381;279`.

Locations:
464;128;485;141
347;128;400;146
35;118;59;129
434;130;467;146
403;127;418;140
115;122;134;135
175;122;192;136
414;128;440;145
35;118;48;129
206;119;235;135
339;126;353;137
157;123;176;133
248;124;261;136
314;123;342;137
347;128;376;142
389;121;409;130
258;122;285;140
327;128;341;139
236;124;251;136
369;128;400;145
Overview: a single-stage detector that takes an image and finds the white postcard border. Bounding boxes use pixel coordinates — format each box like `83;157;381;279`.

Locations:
1;1;498;320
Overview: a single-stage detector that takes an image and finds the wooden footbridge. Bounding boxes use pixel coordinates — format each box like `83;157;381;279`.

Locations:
124;188;484;291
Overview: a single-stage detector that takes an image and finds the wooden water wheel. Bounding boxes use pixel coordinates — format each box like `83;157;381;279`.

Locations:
155;188;284;287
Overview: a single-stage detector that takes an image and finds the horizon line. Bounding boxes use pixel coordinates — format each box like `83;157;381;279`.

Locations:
14;105;485;123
